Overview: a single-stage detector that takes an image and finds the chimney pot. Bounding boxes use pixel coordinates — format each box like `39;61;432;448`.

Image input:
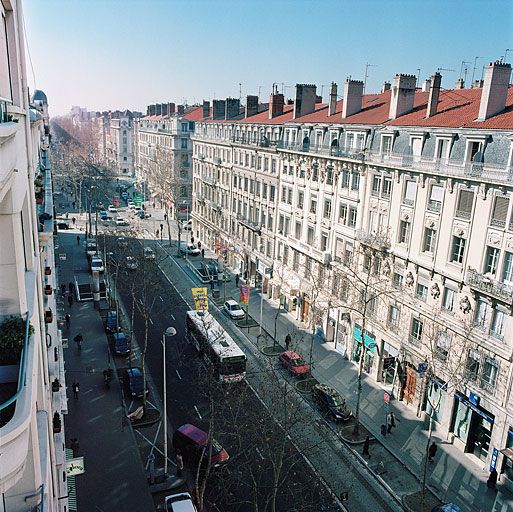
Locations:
389;74;417;119
455;78;465;89
342;79;364;118
328;82;338;116
293;84;317;119
269;90;285;119
422;79;431;92
426;72;442;118
477;61;512;121
202;100;210;118
246;95;259;118
381;81;391;93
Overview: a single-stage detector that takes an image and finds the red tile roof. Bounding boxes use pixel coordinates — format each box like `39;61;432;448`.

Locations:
200;86;513;130
182;106;205;121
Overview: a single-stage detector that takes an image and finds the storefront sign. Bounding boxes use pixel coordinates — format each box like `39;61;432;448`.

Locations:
66;457;85;476
455;391;494;423
469;392;480;406
383;356;395;370
417;362;428;378
191;287;208;311
490;447;499;472
353;326;376;351
240;285;250;305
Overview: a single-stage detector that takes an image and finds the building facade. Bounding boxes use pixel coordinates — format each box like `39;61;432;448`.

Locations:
192;66;513;480
134;103;202;217
0;1;68;510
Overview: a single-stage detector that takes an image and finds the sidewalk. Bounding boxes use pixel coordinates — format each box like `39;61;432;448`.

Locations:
57;219;154;510
163;238;513;512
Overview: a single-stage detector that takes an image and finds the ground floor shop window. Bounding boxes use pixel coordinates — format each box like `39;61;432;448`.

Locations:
502;428;513;480
426;379;446;423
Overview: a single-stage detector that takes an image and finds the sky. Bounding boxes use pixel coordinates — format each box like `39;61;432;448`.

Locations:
23;0;513;116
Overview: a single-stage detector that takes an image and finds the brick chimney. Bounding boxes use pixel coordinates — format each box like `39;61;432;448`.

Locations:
212;100;226;120
389;74;417;119
293;84;317;119
269;86;285;119
342;79;364;118
225;98;240;119
168;103;176;114
426;73;442;118
148;104;156;116
155;104;162;116
161;103;169;116
328;82;338;116
202;100;210;118
455;78;465;89
422;79;431;92
246;95;259;118
381;81;391;93
477;61;512;121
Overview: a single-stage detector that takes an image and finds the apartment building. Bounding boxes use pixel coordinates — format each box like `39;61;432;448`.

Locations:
192;64;513;480
0;1;68;510
134;102;202;217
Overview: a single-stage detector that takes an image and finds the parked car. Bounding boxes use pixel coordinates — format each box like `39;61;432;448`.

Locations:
117;236;128;247
172;424;229;467
108;205;117;212
125;368;147;398
126;256;138;270
279;351;310;378
99;210;109;220
105;310;118;333
57;222;70;230
116;217;129;226
164;493;198;512
90;256;104;273
113;332;130;355
182;219;192;231
85;241;97;257
121;192;129;201
223;300;245;319
179;242;200;256
128;201;137;210
136;209;151;219
144;247;155;260
311;384;352;422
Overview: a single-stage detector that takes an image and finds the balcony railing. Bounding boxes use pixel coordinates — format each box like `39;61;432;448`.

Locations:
427;200;441;213
465;268;513;303
356;229;391;251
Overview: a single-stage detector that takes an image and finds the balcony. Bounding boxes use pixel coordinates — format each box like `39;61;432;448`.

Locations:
465;268;513;304
356;229;391;251
236;214;261;232
201;175;217;186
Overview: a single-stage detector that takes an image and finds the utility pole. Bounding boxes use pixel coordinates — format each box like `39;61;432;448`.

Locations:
363;62;377;93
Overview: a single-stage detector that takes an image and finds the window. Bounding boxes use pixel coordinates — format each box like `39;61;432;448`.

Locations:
292;251;299;271
281;186;287;203
263;183;267;199
0;11;12;101
442;288;456;313
323;199;332;219
484;246;500;275
450;236;466;264
435;332;452;362
348;207;357;228
490;196;509;228
398;220;410;244
467;140;483;162
307;227;315;245
320;232;328;251
416;283;428;301
270;185;276;201
181;138;188;149
403;180;417;206
351;172;360;190
344;242;353;264
435;137;451;160
287;188;293;205
392;272;404;289
382;177;392;198
310;198;317;214
502;252;513;285
336;203;348;225
381;135;393;155
181;122;188;132
474;298;490;328
428;185;444;213
371;175;382;196
481;358;498;389
490;309;505;338
466;350;480;381
456;189;474;219
295;221;302;239
388;305;400;327
296;190;304;209
410;317;423;342
305;256;312;276
271;159;276;173
341;169;350;188
423;227;436;253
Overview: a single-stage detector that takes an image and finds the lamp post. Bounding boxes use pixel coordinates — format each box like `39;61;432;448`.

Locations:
162;326;176;476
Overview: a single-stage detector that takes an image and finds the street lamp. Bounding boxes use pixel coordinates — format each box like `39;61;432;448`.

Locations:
162;326;177;476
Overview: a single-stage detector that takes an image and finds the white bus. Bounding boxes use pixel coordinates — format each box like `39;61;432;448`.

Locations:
185;310;247;382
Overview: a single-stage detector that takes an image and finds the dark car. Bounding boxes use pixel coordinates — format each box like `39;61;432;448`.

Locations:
172;424;229;467
278;351;310;378
105;310;118;333
57;222;70;230
312;384;352;422
125;368;147;398
113;332;130;355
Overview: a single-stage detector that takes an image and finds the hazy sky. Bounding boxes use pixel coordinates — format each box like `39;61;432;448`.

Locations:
23;0;513;116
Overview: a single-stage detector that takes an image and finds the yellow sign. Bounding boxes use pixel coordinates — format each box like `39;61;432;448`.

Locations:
191;287;208;311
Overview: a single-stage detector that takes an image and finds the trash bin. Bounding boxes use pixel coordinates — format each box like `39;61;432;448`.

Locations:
212;288;220;299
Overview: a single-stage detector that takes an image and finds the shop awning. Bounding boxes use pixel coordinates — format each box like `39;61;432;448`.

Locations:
501;447;513;460
353;326;376;352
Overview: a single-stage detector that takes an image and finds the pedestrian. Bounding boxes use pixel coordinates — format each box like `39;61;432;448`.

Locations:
70;437;80;456
155;229;159;238
72;201;76;209
285;333;291;351
428;441;438;463
387;412;396;434
65;314;71;329
191;236;195;244
60;283;66;296
68;294;73;308
76;235;80;245
197;241;202;249
487;468;498;491
362;435;370;457
74;333;83;351
175;449;184;478
210;280;214;291
72;381;79;400
201;248;205;259
68;282;74;294
160;223;164;232
65;212;69;219
72;217;76;226
235;273;239;287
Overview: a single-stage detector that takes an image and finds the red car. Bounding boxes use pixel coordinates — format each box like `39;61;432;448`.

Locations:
279;351;310;378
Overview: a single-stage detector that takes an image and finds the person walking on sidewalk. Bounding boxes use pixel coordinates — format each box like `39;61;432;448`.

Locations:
72;217;76;226
428;441;438;463
285;333;291;351
362;435;370;458
69;282;75;295
235;274;239;287
175;449;184;478
76;235;80;246
387;412;396;434
487;468;498;491
72;381;80;400
65;314;71;329
201;248;205;259
60;283;66;297
68;294;73;308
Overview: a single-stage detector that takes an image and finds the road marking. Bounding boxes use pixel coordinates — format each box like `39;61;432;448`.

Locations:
170;314;175;321
255;447;265;460
159;296;163;302
149;317;154;325
175;369;182;380
138;298;143;306
194;405;202;419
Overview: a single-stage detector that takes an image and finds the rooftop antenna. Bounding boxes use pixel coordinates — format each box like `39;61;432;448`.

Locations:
470;56;481;84
502;49;512;63
257;85;263;101
363;62;377;93
460;60;471;82
239;83;242;102
437;67;455;73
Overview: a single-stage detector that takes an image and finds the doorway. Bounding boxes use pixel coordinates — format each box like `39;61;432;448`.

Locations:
404;367;417;405
302;296;310;323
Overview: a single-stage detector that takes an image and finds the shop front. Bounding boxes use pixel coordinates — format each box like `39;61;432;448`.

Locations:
351;324;376;373
425;378;447;424
501;427;513;492
380;341;400;385
451;391;495;462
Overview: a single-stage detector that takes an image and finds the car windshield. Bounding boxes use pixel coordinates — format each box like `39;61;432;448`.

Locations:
291;357;306;367
221;356;246;375
325;392;343;407
210;439;223;456
230;304;240;311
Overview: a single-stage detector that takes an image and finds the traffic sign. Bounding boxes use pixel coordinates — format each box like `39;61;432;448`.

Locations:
384;392;390;404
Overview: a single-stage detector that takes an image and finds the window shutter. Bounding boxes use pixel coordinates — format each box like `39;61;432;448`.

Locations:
492;196;509;223
457;190;474;214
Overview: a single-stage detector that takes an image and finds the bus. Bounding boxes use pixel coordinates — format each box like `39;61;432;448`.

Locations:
185;310;246;382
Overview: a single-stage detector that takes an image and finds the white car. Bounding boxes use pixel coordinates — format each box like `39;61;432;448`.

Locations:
224;300;245;319
182;219;192;231
90;256;104;273
108;205;118;212
144;247;155;260
128;202;137;210
116;217;129;226
125;256;138;270
164;492;198;512
179;242;200;256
